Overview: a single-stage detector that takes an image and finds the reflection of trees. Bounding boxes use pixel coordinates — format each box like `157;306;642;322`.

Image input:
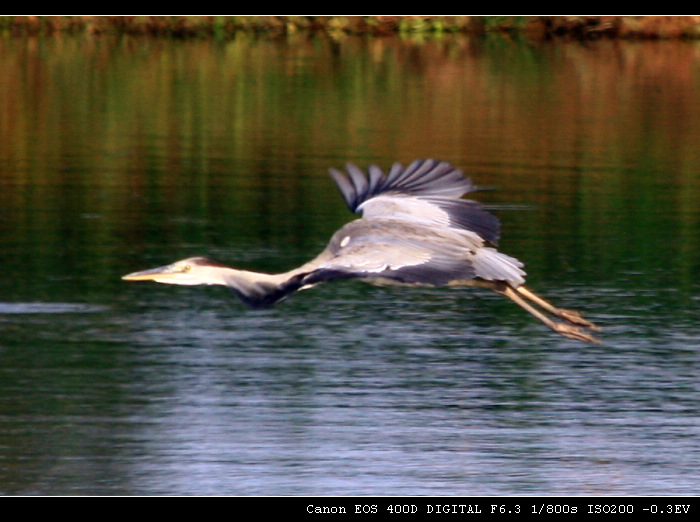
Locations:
0;33;698;298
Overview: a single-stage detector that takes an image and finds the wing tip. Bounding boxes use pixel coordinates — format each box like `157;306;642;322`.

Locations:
329;158;476;205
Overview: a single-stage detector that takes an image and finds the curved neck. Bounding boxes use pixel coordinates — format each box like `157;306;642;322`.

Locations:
220;267;306;308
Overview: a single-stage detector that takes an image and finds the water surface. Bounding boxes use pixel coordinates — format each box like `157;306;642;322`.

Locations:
0;33;698;495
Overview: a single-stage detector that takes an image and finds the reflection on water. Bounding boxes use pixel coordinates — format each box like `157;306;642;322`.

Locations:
0;32;699;495
0;303;108;314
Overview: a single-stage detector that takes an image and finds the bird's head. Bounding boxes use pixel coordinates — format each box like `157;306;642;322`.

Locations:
122;257;229;286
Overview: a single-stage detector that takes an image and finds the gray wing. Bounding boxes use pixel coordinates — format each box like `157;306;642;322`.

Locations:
303;221;525;287
329;159;501;245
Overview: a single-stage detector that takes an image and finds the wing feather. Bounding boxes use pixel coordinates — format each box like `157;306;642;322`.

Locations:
303;220;525;287
329;159;500;244
328;167;357;209
306;235;477;287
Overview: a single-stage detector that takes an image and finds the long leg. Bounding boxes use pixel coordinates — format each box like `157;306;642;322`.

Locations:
499;284;600;343
463;280;600;343
515;285;600;331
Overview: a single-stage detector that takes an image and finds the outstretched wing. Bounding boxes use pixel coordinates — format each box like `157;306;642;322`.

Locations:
302;220;525;288
329;159;501;245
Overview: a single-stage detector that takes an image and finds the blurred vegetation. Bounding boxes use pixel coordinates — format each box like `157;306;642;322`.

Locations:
2;16;700;39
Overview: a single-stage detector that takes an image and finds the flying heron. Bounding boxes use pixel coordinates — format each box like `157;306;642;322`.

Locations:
123;159;600;343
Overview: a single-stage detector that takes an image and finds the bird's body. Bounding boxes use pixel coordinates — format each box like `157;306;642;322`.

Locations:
123;159;600;343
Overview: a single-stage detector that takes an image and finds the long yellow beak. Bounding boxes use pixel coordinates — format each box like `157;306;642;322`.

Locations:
122;264;179;282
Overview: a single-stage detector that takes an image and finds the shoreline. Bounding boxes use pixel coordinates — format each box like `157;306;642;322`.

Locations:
2;16;700;40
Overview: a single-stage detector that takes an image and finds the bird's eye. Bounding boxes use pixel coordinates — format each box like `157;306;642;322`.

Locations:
181;265;191;273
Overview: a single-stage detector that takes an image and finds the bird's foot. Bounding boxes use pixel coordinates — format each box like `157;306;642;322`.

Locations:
553;322;601;344
558;308;601;331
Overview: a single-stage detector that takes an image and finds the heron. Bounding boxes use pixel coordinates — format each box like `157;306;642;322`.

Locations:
123;159;600;343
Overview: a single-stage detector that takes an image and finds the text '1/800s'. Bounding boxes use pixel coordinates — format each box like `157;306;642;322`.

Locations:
307;503;692;516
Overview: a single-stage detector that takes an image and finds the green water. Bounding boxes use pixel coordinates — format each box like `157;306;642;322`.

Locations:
0;33;698;495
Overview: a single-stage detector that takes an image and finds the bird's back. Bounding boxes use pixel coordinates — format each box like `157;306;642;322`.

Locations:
300;160;527;288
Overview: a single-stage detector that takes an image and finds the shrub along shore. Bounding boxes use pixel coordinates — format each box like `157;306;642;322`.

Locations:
2;16;700;39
